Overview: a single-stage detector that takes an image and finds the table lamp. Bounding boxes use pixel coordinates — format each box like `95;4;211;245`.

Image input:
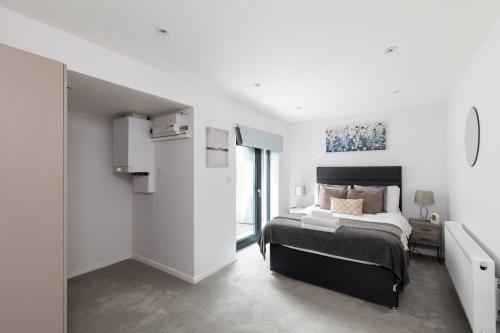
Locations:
415;190;434;219
295;185;306;208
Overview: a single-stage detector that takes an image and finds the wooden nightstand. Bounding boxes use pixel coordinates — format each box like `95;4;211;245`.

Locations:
408;218;442;264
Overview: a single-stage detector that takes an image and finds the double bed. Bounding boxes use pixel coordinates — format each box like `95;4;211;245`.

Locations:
258;166;410;308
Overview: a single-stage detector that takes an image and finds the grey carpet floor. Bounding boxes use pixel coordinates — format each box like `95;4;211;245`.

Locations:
68;244;474;333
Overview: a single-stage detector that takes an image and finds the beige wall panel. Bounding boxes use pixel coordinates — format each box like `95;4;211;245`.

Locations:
0;43;66;333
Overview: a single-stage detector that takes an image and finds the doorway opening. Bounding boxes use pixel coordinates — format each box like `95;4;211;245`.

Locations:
236;146;271;250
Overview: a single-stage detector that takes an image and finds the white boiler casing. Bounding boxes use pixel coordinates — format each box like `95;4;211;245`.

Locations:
112;116;155;193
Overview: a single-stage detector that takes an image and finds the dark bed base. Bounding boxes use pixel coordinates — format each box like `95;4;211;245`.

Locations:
270;244;400;308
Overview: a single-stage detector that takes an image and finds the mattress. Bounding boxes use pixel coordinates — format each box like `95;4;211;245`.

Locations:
258;213;410;286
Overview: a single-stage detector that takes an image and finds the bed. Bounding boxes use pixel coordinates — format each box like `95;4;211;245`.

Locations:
258;166;409;308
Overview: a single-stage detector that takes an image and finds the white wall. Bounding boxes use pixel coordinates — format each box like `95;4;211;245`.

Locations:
447;17;500;274
133;112;195;280
193;107;288;279
68;111;132;277
288;104;448;220
0;6;288;281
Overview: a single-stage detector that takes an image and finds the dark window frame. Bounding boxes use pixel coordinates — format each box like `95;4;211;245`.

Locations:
236;148;262;250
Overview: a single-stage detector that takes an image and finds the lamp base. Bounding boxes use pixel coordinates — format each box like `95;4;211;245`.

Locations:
420;205;429;220
296;197;303;209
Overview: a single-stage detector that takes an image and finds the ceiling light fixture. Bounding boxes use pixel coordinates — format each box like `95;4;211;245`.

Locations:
296;107;302;110
385;46;398;54
155;26;170;36
393;89;403;94
253;82;262;88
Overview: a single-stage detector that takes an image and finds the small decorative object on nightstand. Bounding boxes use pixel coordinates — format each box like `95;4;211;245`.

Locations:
295;185;306;208
409;218;442;264
430;212;440;225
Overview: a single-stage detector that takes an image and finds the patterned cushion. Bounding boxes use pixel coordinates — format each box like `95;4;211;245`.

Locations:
330;198;363;216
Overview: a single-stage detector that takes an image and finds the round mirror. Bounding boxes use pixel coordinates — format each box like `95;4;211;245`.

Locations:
465;107;480;167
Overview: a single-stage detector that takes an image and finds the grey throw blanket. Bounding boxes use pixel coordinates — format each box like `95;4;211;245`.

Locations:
258;214;409;287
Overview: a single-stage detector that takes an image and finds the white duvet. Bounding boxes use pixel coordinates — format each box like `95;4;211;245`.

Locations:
301;205;412;240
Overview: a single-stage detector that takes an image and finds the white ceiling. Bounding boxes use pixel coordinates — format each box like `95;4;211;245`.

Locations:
68;71;189;117
2;0;500;121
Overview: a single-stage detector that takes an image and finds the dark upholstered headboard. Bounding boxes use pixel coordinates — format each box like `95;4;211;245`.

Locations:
317;166;402;210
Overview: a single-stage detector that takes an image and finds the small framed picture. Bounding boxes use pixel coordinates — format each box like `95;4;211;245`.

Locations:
206;127;229;168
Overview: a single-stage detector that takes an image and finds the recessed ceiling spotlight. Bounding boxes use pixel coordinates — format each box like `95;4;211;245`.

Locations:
253;82;262;88
385;46;398;54
155;26;170;36
393;89;403;94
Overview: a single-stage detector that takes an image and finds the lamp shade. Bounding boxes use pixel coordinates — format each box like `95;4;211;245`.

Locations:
295;185;306;196
415;190;435;205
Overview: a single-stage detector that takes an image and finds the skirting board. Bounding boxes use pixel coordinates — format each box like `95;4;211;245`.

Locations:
133;254;195;283
193;257;237;284
68;254;132;279
132;254;236;284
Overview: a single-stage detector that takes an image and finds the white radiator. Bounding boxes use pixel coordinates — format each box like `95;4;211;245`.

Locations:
445;221;496;333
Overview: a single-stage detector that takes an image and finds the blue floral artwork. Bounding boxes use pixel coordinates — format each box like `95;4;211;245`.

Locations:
326;122;386;152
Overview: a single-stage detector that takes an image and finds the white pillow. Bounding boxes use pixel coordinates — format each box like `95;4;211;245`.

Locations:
385;186;401;213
